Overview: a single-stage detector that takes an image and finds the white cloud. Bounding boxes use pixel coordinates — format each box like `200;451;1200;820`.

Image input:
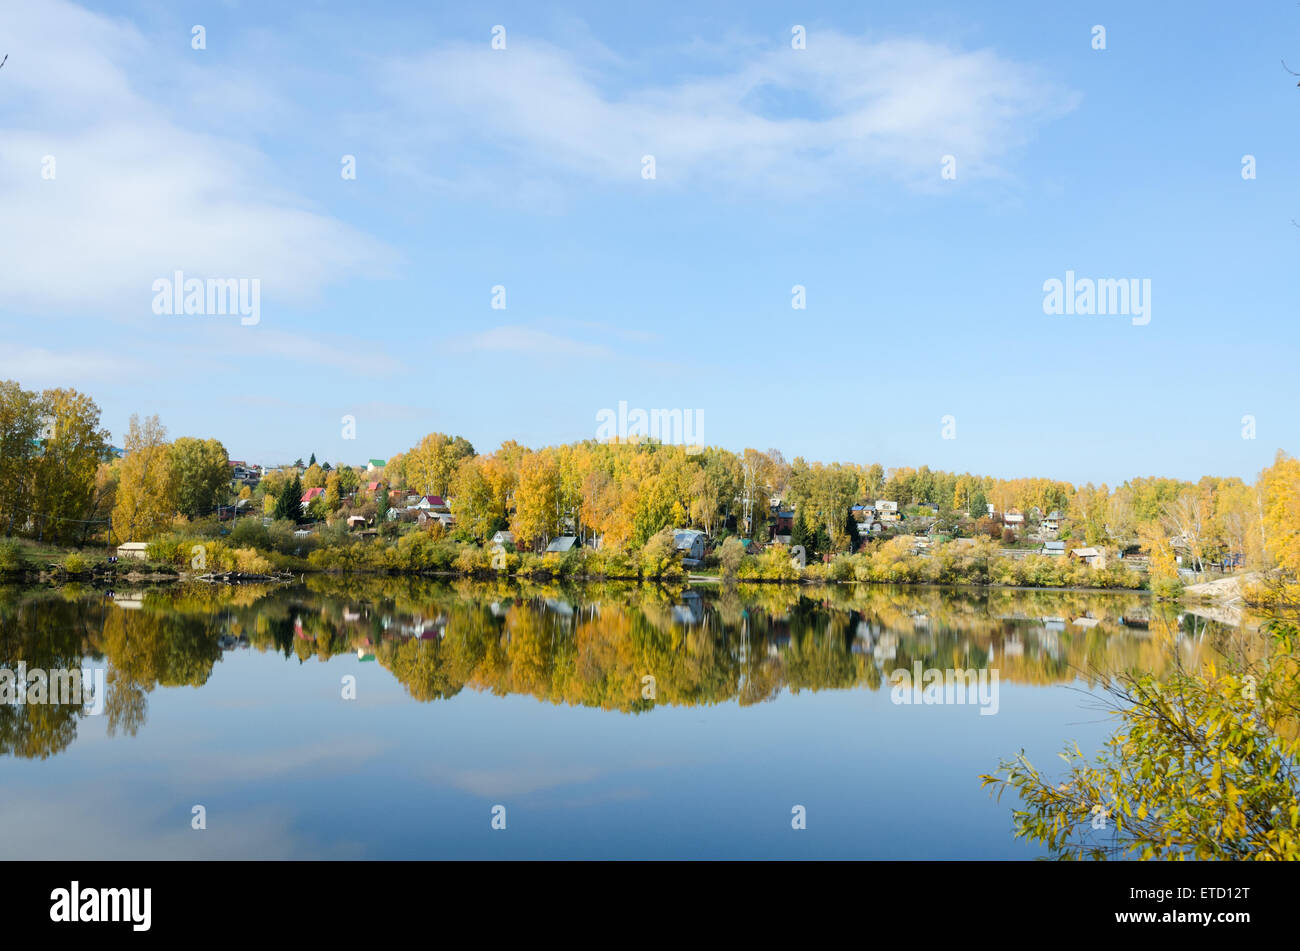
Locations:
378;31;1077;194
0;0;394;321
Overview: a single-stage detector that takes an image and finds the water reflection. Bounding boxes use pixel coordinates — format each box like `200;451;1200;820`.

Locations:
0;578;1255;761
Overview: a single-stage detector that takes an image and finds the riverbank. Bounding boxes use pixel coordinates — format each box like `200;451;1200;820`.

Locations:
3;532;1256;600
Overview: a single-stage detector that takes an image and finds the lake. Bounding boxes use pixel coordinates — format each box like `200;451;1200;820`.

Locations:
0;578;1246;859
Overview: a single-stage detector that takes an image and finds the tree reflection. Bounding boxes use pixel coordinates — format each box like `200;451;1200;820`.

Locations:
0;577;1244;759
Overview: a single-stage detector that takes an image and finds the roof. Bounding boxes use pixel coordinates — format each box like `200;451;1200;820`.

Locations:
1071;547;1101;557
1045;510;1064;519
301;487;326;503
545;535;580;552
673;529;706;549
366;481;382;491
1043;540;1066;551
116;542;149;550
368;459;386;467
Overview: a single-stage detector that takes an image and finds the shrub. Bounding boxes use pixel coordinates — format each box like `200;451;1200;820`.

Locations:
828;555;856;582
740;543;801;581
230;547;274;574
586;549;636;578
229;517;270;549
63;553;89;575
0;540;23;573
640;528;684;579
718;537;746;580
454;546;492;575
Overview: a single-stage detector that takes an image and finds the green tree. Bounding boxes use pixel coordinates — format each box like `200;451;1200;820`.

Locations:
169;436;229;519
274;474;304;524
0;380;43;536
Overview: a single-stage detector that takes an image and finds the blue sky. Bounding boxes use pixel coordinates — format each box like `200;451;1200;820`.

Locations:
1;0;1296;485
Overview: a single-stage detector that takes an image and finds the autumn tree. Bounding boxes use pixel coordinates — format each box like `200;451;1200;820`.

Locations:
112;414;175;543
510;451;561;550
28;387;108;543
983;618;1300;859
405;432;475;498
301;462;326;489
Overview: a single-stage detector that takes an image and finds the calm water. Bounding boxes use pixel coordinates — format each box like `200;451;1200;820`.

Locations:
0;578;1243;859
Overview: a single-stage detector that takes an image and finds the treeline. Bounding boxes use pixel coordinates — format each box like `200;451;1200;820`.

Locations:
4;379;1300;602
0;381;231;545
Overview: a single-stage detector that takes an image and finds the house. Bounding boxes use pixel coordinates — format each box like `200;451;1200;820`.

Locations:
417;510;454;528
876;500;901;522
1003;508;1025;528
986;503;996;517
1070;547;1106;568
229;461;260;486
300;487;326;510
367;459;386;472
545;535;580;553
774;510;795;533
673;529;708;567
366;481;383;494
116;541;149;561
1041;540;1066;556
412;495;449;512
346;515;369;530
490;530;515;547
1042;510;1064;534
